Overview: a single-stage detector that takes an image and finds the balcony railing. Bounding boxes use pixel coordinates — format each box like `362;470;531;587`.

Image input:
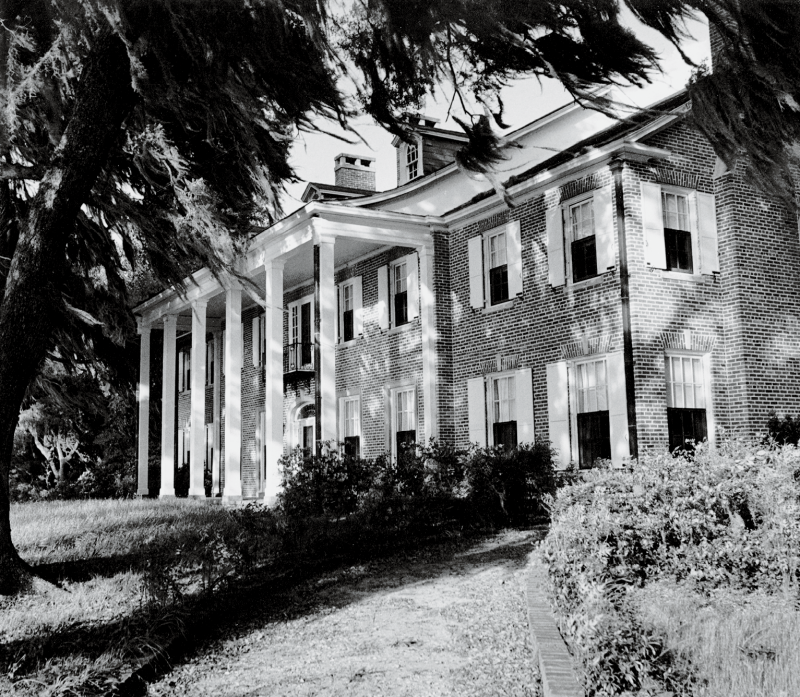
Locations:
284;341;314;376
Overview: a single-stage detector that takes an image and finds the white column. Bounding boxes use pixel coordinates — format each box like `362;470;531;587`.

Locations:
223;285;243;501
136;321;151;497
314;238;336;448
263;259;284;506
212;331;222;496
160;315;177;498
189;300;207;497
419;244;439;441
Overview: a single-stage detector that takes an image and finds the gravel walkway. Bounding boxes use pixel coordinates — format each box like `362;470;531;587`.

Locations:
148;529;544;697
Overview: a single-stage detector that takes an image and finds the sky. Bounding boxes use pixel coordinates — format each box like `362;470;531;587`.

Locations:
281;9;711;215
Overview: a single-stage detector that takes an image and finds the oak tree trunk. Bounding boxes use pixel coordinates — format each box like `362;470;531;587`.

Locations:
0;34;135;594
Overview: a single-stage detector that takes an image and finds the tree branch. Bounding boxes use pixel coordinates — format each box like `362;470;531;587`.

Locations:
0;163;44;181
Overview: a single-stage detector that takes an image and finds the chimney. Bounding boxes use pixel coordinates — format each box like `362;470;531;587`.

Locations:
334;153;376;191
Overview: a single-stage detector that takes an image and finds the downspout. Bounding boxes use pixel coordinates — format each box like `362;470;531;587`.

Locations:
610;157;639;461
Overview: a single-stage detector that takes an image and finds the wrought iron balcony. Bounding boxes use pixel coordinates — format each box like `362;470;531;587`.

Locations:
284;341;314;379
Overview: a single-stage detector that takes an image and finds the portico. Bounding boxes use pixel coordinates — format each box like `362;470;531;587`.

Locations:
134;203;441;504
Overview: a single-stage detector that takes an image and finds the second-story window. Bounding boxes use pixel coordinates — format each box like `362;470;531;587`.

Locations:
569;198;597;282
206;339;214;386
178;349;191;392
662;191;693;273
487;230;509;305
342;283;354;341
406;142;419;181
392;261;408;327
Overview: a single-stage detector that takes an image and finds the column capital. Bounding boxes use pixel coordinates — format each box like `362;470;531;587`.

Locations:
191;298;208;311
264;257;286;271
312;229;336;246
136;318;151;335
162;314;178;328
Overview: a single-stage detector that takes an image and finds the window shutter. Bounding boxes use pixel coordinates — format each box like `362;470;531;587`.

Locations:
515;367;535;444
178;352;184;392
697;192;720;274
251;315;260;366
406;252;419;321
606;351;630;467
547;205;565;287
546;361;570;468
336;284;343;343
467;377;487;446
353;276;364;336
221;330;225;376
376;265;389;330
642;182;666;269
594;185;615;271
506;221;523;297
468;236;485;308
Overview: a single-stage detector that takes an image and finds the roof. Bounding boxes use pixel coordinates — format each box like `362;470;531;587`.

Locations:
300;181;377;203
445;90;691;216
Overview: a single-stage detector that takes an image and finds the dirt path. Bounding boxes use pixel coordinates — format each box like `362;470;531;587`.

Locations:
148;529;544;697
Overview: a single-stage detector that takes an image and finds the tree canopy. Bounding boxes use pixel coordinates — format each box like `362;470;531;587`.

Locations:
0;0;799;593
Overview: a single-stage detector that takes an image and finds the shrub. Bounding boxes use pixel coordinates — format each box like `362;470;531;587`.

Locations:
766;411;800;445
278;446;379;519
464;438;556;526
541;441;800;695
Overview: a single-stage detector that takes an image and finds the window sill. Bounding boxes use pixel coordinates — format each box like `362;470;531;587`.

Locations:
481;298;516;314
651;269;705;282
337;336;363;349
567;273;608;290
387;321;417;335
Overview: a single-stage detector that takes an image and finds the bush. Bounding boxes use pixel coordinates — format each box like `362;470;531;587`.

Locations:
766;411;800;445
278;437;556;529
541;441;800;696
465;438;556;526
278;446;379;519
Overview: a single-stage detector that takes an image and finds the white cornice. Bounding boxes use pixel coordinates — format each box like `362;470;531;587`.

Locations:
444;140;672;228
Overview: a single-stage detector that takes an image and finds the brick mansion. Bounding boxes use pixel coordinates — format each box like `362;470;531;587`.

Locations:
133;89;800;502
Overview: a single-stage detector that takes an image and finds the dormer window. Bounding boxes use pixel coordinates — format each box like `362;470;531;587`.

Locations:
406;142;419;181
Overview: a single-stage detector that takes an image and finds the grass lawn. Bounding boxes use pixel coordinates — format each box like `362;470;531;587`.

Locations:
1;499;543;696
2;499;268;696
637;581;800;697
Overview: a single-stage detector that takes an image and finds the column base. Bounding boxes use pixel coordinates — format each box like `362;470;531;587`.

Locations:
187;493;207;499
221;494;243;505
136;489;150;498
158;492;177;499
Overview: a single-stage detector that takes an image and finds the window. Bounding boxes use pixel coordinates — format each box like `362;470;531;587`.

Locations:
178;349;191;392
575;359;611;468
342;283;354;342
392;387;416;456
287;296;313;370
491;374;517;449
487;230;509;305
252;313;265;367
178;427;190;468
391;261;408;327
568;198;597;283
662;191;693;273
340;396;361;457
406;142;419;181
206;339;215;386
296;403;315;455
256;410;266;492
666;355;707;452
468;222;523;309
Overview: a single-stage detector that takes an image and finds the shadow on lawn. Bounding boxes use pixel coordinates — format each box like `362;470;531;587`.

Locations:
34;554;146;585
4;526;547;693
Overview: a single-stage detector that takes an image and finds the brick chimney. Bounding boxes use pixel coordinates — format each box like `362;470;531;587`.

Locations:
334;153;376;191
